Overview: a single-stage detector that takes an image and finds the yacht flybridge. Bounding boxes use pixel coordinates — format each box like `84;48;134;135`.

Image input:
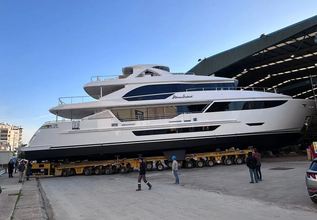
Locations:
23;65;316;160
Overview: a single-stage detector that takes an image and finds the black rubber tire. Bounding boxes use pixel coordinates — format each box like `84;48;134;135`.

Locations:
126;163;132;173
94;167;102;175
207;160;215;167
235;157;244;165
225;158;233;165
146;162;153;171
156;163;164;171
111;165;118;174
185;161;193;168
83;168;91;176
196;160;204;168
62;169;69;177
167;161;173;168
69;169;75;176
104;168;112;175
120;167;127;173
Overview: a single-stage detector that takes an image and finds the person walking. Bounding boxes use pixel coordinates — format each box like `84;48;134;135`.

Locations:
171;155;179;184
14;159;18;173
253;148;262;181
8;160;14;178
246;152;258;183
18;160;26;183
26;161;32;181
136;157;152;191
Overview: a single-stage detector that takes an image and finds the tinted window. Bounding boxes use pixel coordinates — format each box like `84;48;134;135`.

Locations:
112;104;208;121
123;83;236;101
310;161;317;171
177;104;207;114
206;100;287;112
133;125;220;136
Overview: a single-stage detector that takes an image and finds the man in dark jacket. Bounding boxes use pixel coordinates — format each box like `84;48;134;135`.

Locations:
253;148;262;181
8;160;14;178
18;160;26;183
246;152;258;183
26;161;32;181
136;158;152;191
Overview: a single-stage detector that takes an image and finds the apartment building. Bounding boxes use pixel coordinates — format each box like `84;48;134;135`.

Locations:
0;123;23;151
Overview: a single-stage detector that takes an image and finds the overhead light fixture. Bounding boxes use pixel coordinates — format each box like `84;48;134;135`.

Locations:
290;54;295;58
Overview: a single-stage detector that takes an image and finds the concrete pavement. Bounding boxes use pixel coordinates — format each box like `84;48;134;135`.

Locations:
40;157;317;220
0;173;49;220
0;173;22;220
1;156;316;220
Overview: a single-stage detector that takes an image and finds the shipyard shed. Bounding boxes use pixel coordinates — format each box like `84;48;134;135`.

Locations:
189;15;317;100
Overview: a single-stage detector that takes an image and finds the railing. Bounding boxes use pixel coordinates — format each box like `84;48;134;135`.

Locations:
124;87;278;100
58;96;96;105
186;87;277;93
90;75;119;81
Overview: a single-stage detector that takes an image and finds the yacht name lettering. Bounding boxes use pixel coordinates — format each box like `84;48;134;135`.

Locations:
172;94;193;99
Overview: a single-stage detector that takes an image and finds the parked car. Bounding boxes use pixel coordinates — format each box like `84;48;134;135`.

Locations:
306;158;317;203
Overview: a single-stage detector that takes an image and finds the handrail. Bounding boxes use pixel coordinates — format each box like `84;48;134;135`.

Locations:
58;96;96;105
90;75;119;81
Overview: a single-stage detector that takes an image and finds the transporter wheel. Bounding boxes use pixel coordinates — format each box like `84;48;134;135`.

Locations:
146;162;153;171
119;167;127;174
61;169;69;177
104;168;112;175
94;167;102;175
235;157;244;165
111;165;118;174
225;158;233;166
207;160;215;167
126;163;132;173
196;160;204;168
156;163;164;171
83;168;92;176
69;169;75;176
167;161;173;168
185;161;193;168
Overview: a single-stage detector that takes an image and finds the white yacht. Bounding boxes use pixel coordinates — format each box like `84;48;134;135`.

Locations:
23;65;316;160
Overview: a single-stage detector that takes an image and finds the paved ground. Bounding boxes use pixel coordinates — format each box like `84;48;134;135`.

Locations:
0;173;22;220
40;156;317;220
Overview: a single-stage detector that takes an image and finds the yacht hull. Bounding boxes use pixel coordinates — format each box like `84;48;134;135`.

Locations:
23;131;301;161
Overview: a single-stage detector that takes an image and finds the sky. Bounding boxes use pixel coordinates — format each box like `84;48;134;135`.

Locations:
1;0;317;143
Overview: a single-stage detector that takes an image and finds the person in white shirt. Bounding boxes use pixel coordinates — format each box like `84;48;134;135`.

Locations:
171;155;179;184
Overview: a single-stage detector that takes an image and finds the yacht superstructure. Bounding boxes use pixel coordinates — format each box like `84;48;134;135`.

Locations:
23;65;316;160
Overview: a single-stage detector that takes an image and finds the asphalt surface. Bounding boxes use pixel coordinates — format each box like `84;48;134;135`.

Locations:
39;156;317;220
0;173;22;220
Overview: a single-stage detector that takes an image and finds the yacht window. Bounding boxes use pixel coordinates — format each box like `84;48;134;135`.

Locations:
123;83;236;101
40;124;58;129
133;125;220;136
72;121;80;130
112;104;208;121
153;66;170;72
177;104;207;114
206;100;287;112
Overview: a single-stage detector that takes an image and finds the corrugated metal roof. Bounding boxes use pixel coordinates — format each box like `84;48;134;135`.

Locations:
189;15;317;76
